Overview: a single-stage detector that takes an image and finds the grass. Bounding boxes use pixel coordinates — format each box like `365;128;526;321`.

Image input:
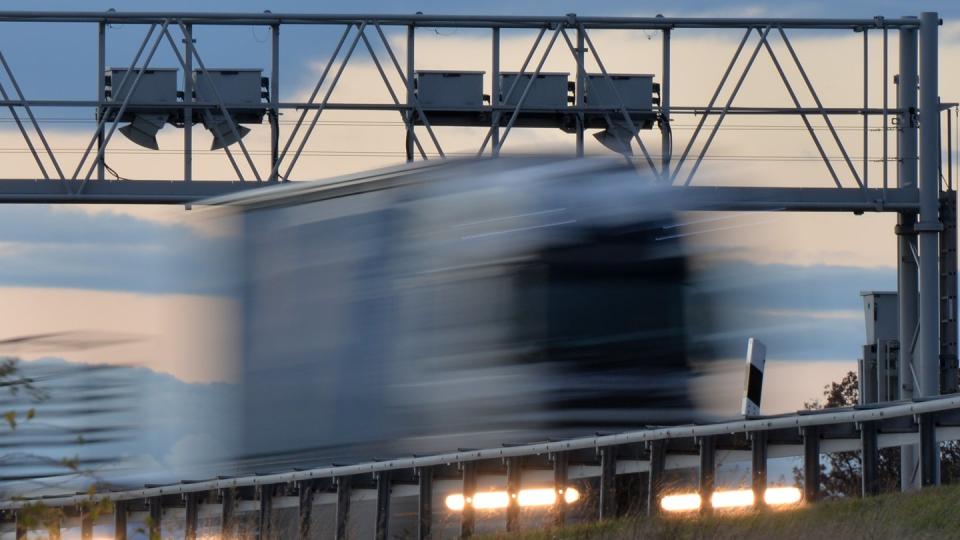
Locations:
477;483;960;540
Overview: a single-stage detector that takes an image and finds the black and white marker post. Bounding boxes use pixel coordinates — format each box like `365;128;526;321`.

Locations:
741;338;766;417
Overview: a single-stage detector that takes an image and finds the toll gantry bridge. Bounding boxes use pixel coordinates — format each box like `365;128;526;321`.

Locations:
0;8;957;539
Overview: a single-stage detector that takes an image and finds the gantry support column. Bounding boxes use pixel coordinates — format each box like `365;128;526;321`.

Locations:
897;16;921;492
661;26;671;180
918;10;941;485
941;193;959;394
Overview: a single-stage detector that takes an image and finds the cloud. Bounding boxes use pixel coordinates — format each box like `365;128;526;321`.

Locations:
696;258;894;361
0;287;238;384
0;204;231;294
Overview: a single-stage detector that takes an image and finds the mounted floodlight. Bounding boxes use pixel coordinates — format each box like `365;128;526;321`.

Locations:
118;114;167;150
593;121;637;156
105;68;178;150
205;117;252;151
192;69;268;150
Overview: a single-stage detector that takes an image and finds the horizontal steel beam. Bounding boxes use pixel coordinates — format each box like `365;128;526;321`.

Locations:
0;100;909;116
0;179;266;203
0;180;919;211
676;186;918;211
3;394;958;510
0;12;921;29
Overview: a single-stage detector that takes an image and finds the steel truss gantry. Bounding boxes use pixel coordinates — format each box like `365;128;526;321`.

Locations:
0;11;950;200
0;10;955;491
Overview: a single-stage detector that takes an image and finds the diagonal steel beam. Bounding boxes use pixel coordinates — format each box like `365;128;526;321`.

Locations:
77;21;170;194
494;25;563;152
282;22;368;181
758;28;843;188
670;28;751;184
778;26;864;189
177;21;262;182
683;26;771;187
269;25;351;181
0;51;65;180
72;23;158;181
579;26;660;177
476;26;548;156
162;27;245;181
372;23;443;158
558;29;644;169
360;30;429;160
0;78;51;180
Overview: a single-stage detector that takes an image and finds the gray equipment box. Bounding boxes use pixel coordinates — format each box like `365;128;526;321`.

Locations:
193;68;264;106
859;291;900;404
585;73;654;111
105;68;178;104
861;291;899;343
416;71;484;108
499;72;570;109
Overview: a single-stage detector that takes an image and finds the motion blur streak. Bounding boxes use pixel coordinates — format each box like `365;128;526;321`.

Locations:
710;488;755;509
661;493;703;512
202;157;728;472
444;487;581;510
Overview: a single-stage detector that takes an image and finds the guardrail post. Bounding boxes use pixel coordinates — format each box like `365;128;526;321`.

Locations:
48;515;62;540
552;452;568;527
860;421;880;496
751;431;768;508
148;497;162;539
185;493;198;540
14;515;25;540
506;457;521;532
335;476;352;540
461;463;477;538
599;447;617;520
919;412;940;486
646;440;665;517
259;485;273;540
375;472;392;540
221;488;236;540
114;501;126;540
80;510;93;540
802;426;821;501
698;436;716;514
298;480;315;540
417;467;433;540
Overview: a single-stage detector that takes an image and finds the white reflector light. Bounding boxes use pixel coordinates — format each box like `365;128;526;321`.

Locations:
444;487;581;511
662;487;803;514
710;489;755;509
660;493;702;512
445;494;466;511
764;486;803;506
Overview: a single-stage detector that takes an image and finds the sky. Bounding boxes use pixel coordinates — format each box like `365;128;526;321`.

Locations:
0;0;957;485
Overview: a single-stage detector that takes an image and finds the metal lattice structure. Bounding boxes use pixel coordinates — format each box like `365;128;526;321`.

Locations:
0;9;958;531
0;11;951;205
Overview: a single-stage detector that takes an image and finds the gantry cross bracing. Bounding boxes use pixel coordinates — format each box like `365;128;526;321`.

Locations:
0;10;955;494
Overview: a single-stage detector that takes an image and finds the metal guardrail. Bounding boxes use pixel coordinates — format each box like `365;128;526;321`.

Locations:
3;394;960;539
